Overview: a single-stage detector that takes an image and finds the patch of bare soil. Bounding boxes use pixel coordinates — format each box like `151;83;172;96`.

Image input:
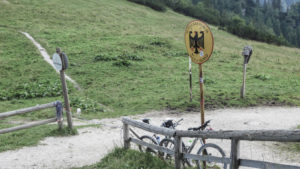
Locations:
0;107;299;169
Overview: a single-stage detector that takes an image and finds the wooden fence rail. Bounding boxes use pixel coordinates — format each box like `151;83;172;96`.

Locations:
122;117;300;169
0;101;63;134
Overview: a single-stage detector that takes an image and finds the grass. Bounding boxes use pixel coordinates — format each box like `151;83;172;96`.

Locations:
0;0;299;153
0;122;77;152
0;0;300;119
73;148;175;169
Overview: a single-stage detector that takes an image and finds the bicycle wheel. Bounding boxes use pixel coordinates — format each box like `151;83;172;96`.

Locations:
159;138;175;163
196;143;227;169
159;138;191;166
138;135;158;155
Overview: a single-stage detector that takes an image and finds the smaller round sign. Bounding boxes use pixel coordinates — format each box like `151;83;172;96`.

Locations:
53;53;62;71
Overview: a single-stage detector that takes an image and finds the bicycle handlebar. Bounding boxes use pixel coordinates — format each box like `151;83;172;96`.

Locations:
188;120;211;131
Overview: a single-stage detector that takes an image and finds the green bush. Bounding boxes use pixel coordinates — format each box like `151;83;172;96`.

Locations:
128;0;166;12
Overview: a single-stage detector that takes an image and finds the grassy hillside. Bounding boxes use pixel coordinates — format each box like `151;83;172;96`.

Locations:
0;0;299;121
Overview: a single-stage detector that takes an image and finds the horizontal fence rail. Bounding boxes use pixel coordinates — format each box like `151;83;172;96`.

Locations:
176;129;300;142
122;117;175;136
122;117;300;169
0;102;57;119
0;118;57;134
0;101;63;135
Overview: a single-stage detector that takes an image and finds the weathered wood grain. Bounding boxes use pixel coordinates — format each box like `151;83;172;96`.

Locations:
230;139;240;169
0;102;56;119
240;159;300;169
183;153;231;164
0;118;57;134
175;130;300;142
130;137;174;155
122;117;175;136
174;136;182;169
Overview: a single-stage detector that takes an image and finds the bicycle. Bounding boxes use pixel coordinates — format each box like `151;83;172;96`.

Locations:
159;120;227;169
130;118;183;155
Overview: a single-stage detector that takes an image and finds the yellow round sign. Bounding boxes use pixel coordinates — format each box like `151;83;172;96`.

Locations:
185;20;214;64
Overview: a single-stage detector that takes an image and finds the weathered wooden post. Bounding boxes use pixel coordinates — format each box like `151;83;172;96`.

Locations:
230;139;240;169
123;123;130;149
189;56;192;102
174;136;183;169
240;46;253;98
53;48;73;129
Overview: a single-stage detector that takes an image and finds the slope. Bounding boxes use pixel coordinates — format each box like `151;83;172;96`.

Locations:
0;0;299;119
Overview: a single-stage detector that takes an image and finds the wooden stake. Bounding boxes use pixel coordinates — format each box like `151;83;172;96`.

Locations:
198;64;205;126
60;70;73;129
189;56;192;102
241;63;247;98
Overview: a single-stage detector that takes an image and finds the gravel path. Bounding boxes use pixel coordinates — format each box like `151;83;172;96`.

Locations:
0;107;299;169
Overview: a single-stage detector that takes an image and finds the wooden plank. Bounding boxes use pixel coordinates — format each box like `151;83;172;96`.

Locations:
0;118;57;134
0;102;56;119
175;129;300;142
183;153;231;164
240;159;300;169
130;138;174;155
122;117;175;136
230;139;240;169
60;70;73;129
174;136;182;169
123;123;130;149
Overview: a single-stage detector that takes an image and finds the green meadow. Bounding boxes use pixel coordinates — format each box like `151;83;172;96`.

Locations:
0;0;299;152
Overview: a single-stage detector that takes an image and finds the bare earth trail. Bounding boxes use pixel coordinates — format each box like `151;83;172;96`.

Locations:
0;107;299;169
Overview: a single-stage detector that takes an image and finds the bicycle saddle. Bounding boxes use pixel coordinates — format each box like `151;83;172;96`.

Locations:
162;119;174;128
142;118;150;124
188;120;211;131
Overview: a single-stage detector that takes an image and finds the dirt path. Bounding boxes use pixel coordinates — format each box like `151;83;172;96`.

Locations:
0;107;299;169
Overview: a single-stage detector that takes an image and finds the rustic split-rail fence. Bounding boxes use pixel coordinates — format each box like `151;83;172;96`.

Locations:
122;117;300;169
0;101;63;135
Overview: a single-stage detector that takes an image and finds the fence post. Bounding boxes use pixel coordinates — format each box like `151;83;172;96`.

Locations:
55;101;63;130
174;136;182;169
123;123;130;149
230;139;240;169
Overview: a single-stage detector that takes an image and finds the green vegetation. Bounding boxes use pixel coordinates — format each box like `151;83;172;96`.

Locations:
128;0;300;47
0;0;299;120
0;0;298;162
0;122;77;152
74;148;175;169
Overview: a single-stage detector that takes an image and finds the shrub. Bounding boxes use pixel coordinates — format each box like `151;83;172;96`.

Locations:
127;0;166;12
94;54;117;62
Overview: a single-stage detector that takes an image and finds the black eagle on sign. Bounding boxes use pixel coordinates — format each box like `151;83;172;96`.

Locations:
189;31;204;54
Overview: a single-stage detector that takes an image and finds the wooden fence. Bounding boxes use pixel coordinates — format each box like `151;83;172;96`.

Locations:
0;101;63;134
122;117;300;169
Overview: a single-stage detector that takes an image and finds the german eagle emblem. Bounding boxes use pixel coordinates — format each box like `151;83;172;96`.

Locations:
189;31;204;54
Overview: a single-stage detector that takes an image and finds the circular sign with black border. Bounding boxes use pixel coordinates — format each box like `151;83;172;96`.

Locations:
185;20;214;64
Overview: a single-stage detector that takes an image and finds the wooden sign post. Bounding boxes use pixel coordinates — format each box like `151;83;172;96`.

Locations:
240;46;253;98
189;56;192;102
185;20;214;127
53;48;73;129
